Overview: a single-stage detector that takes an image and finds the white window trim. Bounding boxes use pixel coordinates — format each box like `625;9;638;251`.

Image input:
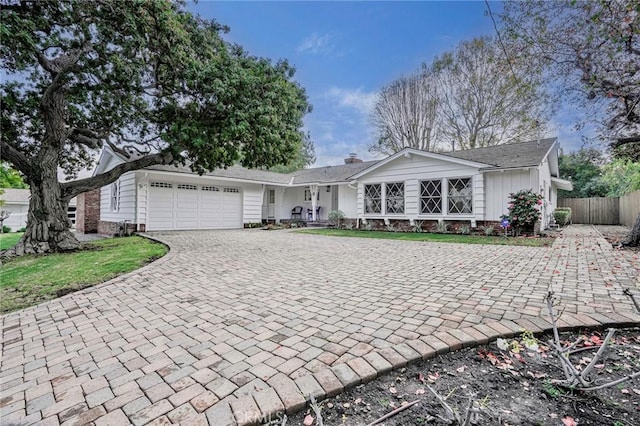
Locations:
110;180;120;212
446;176;473;215
363;183;383;215
384;182;405;215
419;179;443;215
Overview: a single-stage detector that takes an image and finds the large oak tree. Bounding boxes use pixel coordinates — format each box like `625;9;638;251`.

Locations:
1;0;310;255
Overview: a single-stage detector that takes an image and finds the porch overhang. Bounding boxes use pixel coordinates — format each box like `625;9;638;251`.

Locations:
551;177;573;191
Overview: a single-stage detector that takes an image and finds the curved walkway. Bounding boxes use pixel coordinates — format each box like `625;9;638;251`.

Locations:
1;225;638;425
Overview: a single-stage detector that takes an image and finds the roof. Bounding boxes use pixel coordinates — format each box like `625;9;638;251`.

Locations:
443;138;556;169
99;137;557;186
0;188;30;204
291;161;378;184
145;164;292;184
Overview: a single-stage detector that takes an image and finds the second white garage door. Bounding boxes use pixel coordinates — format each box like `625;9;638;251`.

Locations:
147;181;242;231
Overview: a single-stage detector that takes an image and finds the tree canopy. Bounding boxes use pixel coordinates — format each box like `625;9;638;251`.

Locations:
0;163;28;188
500;0;640;146
0;0;311;254
369;36;550;155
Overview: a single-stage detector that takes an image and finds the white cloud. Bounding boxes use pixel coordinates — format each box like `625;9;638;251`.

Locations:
325;87;378;116
297;33;333;54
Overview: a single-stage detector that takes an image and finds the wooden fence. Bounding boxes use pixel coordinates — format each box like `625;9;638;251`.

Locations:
558;190;640;226
620;190;640;226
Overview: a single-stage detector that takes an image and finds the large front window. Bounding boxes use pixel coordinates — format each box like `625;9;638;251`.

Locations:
420;180;442;214
448;178;473;214
385;182;404;214
364;184;382;214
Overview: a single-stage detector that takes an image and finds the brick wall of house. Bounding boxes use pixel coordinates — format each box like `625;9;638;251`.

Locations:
76;189;100;234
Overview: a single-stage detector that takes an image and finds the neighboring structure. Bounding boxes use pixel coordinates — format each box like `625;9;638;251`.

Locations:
0;188;29;231
75;189;100;234
0;188;78;231
89;138;572;234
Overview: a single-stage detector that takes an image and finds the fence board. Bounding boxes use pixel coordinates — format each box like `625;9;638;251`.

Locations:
620;190;640;227
558;197;619;224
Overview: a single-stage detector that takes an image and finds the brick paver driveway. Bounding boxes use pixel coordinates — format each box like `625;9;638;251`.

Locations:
1;225;638;425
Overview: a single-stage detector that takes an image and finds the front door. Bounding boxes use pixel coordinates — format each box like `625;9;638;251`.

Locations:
267;189;275;218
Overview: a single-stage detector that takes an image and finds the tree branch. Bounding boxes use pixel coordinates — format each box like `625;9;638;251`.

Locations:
0;140;33;177
61;151;174;199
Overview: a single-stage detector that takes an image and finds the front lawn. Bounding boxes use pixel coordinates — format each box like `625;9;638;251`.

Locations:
1;236;167;313
296;228;554;247
0;232;23;251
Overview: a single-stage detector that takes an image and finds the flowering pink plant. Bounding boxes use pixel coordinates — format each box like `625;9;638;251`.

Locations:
503;190;543;235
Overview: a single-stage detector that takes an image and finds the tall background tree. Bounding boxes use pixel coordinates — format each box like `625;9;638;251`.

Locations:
500;0;640;245
431;36;549;150
369;72;439;156
558;148;610;198
369;36;550;155
1;1;310;255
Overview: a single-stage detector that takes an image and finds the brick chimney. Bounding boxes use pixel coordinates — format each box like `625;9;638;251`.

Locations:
344;153;362;164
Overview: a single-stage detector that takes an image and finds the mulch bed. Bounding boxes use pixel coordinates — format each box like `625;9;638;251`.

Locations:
284;328;640;426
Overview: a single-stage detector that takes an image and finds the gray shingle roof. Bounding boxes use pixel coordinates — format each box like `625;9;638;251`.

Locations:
145;164;292;184
291;161;378;184
442;138;556;169
134;138;555;185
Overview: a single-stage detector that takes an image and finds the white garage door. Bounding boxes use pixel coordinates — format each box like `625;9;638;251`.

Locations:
147;182;242;231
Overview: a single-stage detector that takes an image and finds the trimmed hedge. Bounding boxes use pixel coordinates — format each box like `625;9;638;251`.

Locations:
553;207;572;226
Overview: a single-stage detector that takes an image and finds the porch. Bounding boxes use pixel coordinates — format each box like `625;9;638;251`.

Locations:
261;183;343;223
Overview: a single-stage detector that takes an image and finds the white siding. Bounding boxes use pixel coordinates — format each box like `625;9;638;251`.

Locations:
100;171;137;223
357;155;482;220
243;185;263;224
3;203;28;230
484;169;534;221
338;184;357;217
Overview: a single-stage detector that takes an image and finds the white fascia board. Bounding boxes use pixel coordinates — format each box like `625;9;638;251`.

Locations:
349;147;490;180
142;169;287;186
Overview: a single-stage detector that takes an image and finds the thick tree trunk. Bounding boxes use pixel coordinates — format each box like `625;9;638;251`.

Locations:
623;211;640;247
3;151;81;257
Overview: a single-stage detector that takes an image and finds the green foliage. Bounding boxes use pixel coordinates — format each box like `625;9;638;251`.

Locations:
327;210;345;227
0;163;28;188
0;236;167;313
435;221;449;233
601;159;640;197
542;380;564;398
1;0;310;181
269;132;316;173
553;208;572;227
2;225;11;234
412;220;424;233
459;224;471;235
504;190;543;234
558;149;609;198
483;225;496;236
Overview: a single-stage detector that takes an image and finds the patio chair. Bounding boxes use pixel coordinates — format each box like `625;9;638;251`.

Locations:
291;206;304;220
307;206;321;221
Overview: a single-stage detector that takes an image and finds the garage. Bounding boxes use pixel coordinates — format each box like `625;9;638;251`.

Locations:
147;181;242;231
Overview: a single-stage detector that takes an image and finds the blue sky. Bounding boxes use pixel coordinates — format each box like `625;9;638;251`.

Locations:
191;1;585;166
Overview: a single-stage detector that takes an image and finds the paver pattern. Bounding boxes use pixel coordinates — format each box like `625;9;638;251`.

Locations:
1;225;638;425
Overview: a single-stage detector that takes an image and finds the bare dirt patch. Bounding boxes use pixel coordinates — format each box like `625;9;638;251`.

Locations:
286;328;640;426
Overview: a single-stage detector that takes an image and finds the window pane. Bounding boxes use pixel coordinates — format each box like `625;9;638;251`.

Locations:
385;182;404;214
364;184;381;214
448;178;473;214
420;180;442;214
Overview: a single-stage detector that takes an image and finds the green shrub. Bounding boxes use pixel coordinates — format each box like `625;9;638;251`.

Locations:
553;208;572;226
460;224;471;235
17;227;26;232
412;220;424;233
328;210;345;227
2;226;11;233
483;225;496;236
435;221;449;233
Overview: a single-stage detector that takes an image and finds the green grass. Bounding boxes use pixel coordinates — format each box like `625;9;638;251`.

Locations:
1;236;167;313
296;228;554;247
0;232;23;251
